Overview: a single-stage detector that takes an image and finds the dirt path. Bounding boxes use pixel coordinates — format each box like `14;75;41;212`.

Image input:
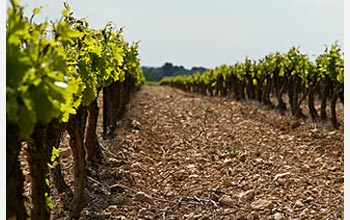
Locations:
65;85;343;219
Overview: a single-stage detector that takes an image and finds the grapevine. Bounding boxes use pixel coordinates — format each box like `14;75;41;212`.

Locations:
6;1;143;219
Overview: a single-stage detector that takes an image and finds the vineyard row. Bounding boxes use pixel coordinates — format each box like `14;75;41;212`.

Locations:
160;44;344;128
7;1;144;219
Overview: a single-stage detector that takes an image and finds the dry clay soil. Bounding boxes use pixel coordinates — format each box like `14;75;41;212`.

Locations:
54;85;343;219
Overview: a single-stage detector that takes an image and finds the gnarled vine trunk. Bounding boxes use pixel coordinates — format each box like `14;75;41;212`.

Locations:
6;123;28;220
246;74;255;100
49;122;71;196
28;123;52;220
67;106;88;220
103;86;113;138
240;79;246;100
308;79;319;121
85;98;103;166
292;75;307;118
232;76;240;101
320;78;331;121
273;72;287;113
262;76;274;107
331;83;342;128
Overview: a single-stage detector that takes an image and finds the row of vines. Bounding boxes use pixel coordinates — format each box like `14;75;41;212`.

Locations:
7;1;144;219
160;44;343;128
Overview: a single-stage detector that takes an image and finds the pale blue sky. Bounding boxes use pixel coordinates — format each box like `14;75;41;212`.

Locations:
17;0;343;68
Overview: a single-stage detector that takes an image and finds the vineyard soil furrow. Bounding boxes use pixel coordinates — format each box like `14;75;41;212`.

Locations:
49;85;343;219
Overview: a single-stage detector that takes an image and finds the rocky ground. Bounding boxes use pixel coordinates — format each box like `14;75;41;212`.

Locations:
24;85;344;219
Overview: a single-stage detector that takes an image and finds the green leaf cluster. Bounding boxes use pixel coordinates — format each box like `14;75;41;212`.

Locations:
6;1;144;139
160;44;343;92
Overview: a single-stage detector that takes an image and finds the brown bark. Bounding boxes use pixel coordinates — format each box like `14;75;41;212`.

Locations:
201;84;206;95
308;82;319;121
320;78;330;121
262;76;274;107
67;106;88;220
102;87;108;137
295;90;307;118
233;76;240;101
240;79;246;100
106;82;121;137
246;75;255;100
216;75;226;97
111;82;121;126
287;74;294;114
331;84;341;128
291;75;306;118
256;77;265;103
208;85;214;96
331;92;338;128
273;72;287;113
291;75;298;116
47;120;71;195
85;98;103;165
103;86;113;138
28;123;51;220
51;162;71;195
339;89;344;104
6;123;28;220
115;83;125;121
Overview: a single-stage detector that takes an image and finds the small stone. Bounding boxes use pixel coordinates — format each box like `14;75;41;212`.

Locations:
189;174;199;178
305;196;314;203
237;216;246;220
199;215;210;220
239;153;247;162
219;195;236;207
310;209;317;214
251;199;273;210
274;172;291;181
247;211;260;220
130;119;141;129
114;196;133;206
295;200;304;208
315;157;322;163
273;172;291;186
253;174;260;180
210;193;220;202
310;188;319;193
223;179;235;187
320;208;327;213
301;164;310;172
192;214;203;220
239;189;255;201
138;208;149;216
255;158;263;164
134;192;155;205
329;166;338;171
328;131;337;135
185;212;197;220
300;208;309;218
272;212;285;220
335;176;344;183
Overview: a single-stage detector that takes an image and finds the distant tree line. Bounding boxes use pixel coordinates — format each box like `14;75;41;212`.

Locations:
142;62;207;81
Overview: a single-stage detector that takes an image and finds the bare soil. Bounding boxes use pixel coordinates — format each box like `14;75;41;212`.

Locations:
26;85;344;219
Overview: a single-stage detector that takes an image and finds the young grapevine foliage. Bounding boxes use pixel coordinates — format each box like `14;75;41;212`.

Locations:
160;43;343;127
7;1;81;138
6;0;144;139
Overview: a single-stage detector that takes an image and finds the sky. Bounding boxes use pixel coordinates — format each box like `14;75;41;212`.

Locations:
14;0;344;68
